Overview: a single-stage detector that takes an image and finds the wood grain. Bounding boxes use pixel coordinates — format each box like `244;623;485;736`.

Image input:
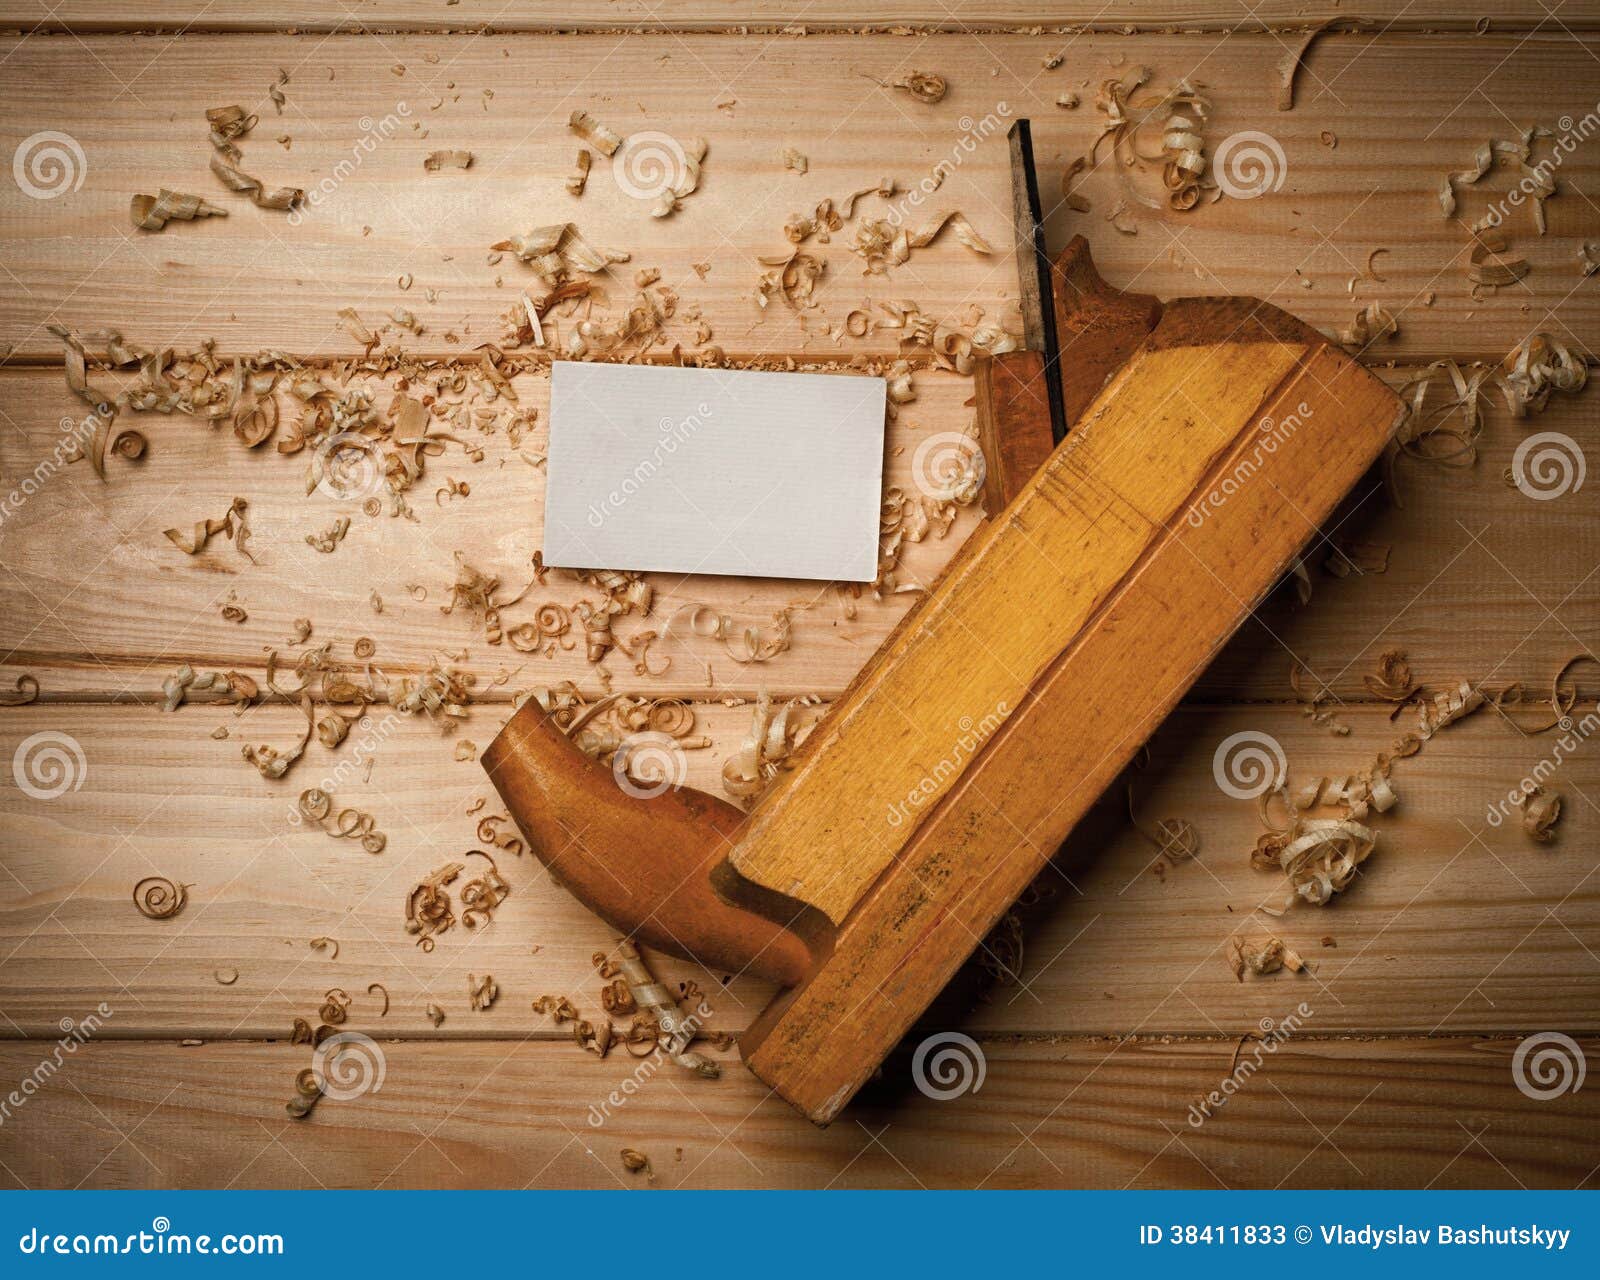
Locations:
5;363;1592;705
0;33;1595;363
0;3;1585;34
2;700;1596;1039
0;1036;1593;1189
738;333;1401;1121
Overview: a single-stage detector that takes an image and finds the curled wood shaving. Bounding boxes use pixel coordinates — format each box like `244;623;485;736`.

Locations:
620;1148;652;1176
492;223;629;288
242;693;315;779
1363;649;1418;702
1230;934;1308;980
1417;679;1485;740
612;939;719;1078
1580;241;1600;278
851;211;993;274
206;105;302;210
165;496;252;559
131;190;228;231
721;689;817;800
1498;333;1587;417
1519;786;1563;843
0;675;40;707
468;973;499;1011
285;1067;323;1119
1339;303;1398;350
1278;18;1364;112
367;982;389;1016
309;935;339;959
566;149;592;197
423;149;473;171
133;876;188;920
782;146;808;174
425;1003;446;1028
568;109;622;156
1467;234;1530;288
406;861;462;950
891;71;947;103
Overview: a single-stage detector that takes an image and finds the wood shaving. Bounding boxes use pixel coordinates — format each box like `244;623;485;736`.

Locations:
468;973;499;1011
891;71;947;103
566;149;592;197
305;515;350;553
568;109;622;156
782;146;808;174
164;496;253;559
1519;786;1563;843
610;939;719;1078
0;675;40;707
214;967;238;985
1088;68;1213;212
1339;303;1398;350
309;935;338;959
423;150;473;171
133;876;188;920
721;689;817;800
425;1003;446;1028
242;693;315;779
1363;650;1418;702
1467;234;1530;288
131;190;228;231
206;105;302;210
1230;935;1308;980
851;211;993;274
1278;18;1364;112
492;223;629;289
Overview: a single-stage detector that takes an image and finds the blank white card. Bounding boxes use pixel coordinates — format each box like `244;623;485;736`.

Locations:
543;361;886;582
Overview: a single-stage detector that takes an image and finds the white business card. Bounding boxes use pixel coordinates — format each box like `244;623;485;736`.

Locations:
543;361;886;582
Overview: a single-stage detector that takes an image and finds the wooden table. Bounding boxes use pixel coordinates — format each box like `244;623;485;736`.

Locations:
0;2;1597;1189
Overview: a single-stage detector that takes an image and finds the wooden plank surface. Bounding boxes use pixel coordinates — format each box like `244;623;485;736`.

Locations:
1;1037;1594;1189
0;3;1588;34
3;363;1594;704
3;700;1595;1038
0;33;1596;364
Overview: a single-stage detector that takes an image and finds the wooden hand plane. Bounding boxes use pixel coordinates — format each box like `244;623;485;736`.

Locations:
483;121;1404;1124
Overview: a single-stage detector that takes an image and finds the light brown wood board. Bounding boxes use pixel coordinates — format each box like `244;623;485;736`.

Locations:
0;1037;1595;1189
0;32;1596;364
1;700;1595;1038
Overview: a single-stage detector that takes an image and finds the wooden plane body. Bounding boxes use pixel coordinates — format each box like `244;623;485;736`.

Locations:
483;238;1404;1123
